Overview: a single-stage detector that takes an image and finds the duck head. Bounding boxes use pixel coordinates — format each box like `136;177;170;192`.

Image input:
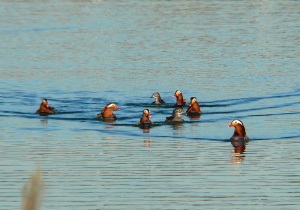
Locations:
151;92;161;99
228;119;247;139
141;109;151;119
172;107;185;117
174;90;185;106
189;97;197;105
42;99;50;108
106;103;120;111
150;92;165;104
145;109;151;115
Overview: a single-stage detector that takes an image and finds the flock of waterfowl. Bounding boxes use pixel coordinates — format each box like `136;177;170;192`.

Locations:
31;89;251;210
36;90;249;141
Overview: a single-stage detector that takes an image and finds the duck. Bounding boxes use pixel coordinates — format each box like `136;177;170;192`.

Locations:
165;107;185;123
36;99;57;115
150;92;165;105
174;90;186;107
228;119;250;140
97;103;120;120
137;109;153;127
186;97;201;116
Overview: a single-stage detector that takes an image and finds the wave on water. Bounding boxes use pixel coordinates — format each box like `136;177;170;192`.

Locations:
0;26;76;34
1;89;299;143
205;89;300;107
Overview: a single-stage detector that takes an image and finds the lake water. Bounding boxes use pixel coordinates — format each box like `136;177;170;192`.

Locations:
1;0;300;209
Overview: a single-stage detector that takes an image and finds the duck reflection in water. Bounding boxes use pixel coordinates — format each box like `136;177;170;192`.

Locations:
230;138;249;163
144;137;151;147
40;119;48;125
97;103;120;122
228;119;250;163
36;99;57;116
171;123;185;130
141;127;151;133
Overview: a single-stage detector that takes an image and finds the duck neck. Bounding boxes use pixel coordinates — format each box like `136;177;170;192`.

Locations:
234;125;246;137
102;108;115;118
187;102;200;113
141;115;151;123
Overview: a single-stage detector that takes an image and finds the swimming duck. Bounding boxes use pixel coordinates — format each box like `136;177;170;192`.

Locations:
150;92;165;105
36;99;57;115
228;119;250;140
165;107;185;123
137;109;153;127
186;97;201;116
174;90;186;106
97;103;120;120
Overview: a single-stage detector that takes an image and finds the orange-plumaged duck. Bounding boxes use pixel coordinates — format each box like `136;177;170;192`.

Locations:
36;99;57;115
228;119;250;140
137;109;153;127
173;90;186;107
97;103;120;120
186;97;201;116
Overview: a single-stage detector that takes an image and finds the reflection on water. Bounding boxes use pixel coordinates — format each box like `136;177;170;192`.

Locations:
39;119;48;125
170;123;185;130
101;118;117;124
140;127;151;133
230;139;248;164
187;114;201;121
143;137;151;148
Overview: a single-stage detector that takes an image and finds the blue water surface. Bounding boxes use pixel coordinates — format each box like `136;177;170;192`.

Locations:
1;0;300;209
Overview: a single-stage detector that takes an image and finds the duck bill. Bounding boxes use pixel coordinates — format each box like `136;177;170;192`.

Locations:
228;123;234;127
115;106;120;110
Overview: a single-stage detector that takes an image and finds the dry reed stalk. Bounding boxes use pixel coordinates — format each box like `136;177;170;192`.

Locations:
21;167;44;210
